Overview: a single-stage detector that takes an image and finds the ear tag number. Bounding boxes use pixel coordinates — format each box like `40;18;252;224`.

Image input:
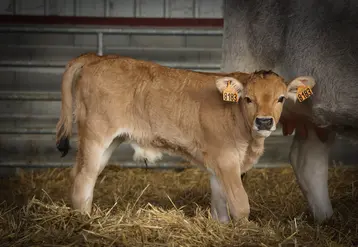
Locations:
223;81;239;103
297;86;313;102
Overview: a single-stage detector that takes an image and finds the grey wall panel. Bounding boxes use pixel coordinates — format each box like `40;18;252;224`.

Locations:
71;33;131;47
0;0;14;15
74;34;219;48
186;36;222;48
198;50;221;63
197;0;222;18
1;70;63;92
5;0;224;18
0;33;75;46
0;71;16;90
0;45;96;62
168;0;194;18
74;33;97;46
0;47;221;91
0;100;61;116
0;41;222;63
130;35;185;48
77;0;105;17
17;0;44;16
109;0;135;17
136;0;164;17
103;34;130;46
48;0;75;16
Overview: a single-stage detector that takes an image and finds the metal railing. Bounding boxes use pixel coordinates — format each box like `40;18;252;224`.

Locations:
0;60;220;71
0;24;222;103
0;25;222;56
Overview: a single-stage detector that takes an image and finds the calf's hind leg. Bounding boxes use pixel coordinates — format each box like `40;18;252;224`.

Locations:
71;134;121;214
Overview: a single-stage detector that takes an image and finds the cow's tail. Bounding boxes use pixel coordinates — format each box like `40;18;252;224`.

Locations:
55;59;84;157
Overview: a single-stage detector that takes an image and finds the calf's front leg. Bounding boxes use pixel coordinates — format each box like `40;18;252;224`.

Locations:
210;153;250;221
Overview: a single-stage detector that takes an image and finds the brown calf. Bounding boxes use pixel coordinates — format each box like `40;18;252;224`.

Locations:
56;53;315;223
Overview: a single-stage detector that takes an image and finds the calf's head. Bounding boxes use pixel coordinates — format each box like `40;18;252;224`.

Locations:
216;71;316;138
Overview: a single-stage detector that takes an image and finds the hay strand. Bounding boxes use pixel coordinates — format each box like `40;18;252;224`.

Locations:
0;165;357;246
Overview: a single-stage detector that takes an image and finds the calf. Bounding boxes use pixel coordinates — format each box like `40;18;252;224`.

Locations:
56;53;314;222
222;0;358;223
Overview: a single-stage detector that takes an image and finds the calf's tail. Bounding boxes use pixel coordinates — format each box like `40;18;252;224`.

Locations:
55;59;84;157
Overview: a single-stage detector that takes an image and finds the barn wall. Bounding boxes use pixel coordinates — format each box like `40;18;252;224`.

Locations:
0;0;226;170
0;0;357;171
0;0;223;18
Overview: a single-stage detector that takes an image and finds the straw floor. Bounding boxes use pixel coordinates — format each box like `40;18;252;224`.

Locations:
0;164;357;246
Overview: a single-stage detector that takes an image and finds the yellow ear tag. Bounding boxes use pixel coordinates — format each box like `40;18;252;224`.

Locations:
223;81;239;103
297;85;313;102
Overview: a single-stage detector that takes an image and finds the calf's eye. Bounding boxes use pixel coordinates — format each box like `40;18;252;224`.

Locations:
245;97;252;103
278;96;285;103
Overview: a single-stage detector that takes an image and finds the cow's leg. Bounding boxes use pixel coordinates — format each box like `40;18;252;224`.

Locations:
213;153;249;221
71;135;120;214
289;124;335;222
210;175;230;223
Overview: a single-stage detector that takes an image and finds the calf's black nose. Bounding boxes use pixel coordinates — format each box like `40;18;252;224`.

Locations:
255;117;274;130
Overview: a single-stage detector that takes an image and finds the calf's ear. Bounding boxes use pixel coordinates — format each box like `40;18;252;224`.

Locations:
216;77;244;95
287;76;316;102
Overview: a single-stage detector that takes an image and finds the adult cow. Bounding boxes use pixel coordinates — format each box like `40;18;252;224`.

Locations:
222;0;358;223
56;53;313;223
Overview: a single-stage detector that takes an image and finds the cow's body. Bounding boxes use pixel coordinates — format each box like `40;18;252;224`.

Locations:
222;0;358;222
56;53;310;222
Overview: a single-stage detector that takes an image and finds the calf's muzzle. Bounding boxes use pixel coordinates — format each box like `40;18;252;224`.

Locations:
255;117;274;131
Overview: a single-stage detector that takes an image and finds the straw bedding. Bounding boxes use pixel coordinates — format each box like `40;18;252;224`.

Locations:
0;164;357;247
